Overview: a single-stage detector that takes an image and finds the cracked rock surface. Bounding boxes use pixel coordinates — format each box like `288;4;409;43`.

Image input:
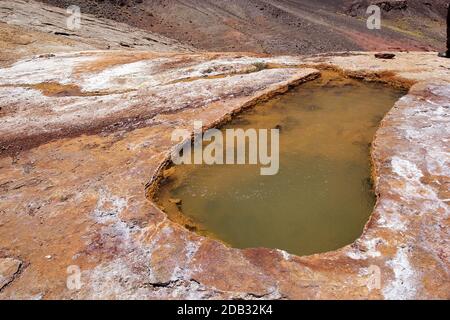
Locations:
0;258;22;290
0;49;448;299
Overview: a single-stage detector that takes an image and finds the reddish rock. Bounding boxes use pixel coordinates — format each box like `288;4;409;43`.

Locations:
0;6;448;299
0;258;22;290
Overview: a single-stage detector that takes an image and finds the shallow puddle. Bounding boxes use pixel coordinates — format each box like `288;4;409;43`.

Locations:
155;72;406;256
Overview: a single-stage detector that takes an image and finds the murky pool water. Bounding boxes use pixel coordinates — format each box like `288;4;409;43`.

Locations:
155;72;406;256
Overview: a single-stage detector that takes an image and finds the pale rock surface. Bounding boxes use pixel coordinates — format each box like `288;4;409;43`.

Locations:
0;258;22;290
0;4;449;299
0;50;448;300
0;0;194;67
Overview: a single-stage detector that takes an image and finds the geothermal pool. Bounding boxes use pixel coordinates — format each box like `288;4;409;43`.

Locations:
155;72;406;256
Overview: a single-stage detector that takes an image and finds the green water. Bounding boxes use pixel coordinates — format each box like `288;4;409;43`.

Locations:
156;73;405;256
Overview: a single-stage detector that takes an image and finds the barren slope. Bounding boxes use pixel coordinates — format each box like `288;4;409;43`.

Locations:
40;0;448;54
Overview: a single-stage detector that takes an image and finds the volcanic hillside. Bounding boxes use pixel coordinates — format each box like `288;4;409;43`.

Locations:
39;0;448;54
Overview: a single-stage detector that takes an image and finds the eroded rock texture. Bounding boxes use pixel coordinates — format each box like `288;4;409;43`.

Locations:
0;50;448;299
0;258;22;291
0;0;194;67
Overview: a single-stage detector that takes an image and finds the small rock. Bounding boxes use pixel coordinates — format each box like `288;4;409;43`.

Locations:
169;198;182;205
163;167;175;178
0;257;22;289
375;53;396;59
45;255;52;260
37;53;56;59
185;224;197;232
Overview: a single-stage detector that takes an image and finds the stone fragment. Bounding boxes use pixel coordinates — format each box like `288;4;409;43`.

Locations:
169;198;182;205
375;53;396;59
0;258;22;289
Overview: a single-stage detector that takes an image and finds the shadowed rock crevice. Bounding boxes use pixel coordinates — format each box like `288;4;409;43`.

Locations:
0;257;24;292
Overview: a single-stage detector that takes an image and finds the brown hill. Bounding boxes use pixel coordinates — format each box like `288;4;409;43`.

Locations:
39;0;448;54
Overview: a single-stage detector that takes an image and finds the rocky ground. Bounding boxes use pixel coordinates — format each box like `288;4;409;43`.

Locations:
0;0;449;300
39;0;448;54
0;0;194;67
0;49;449;299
